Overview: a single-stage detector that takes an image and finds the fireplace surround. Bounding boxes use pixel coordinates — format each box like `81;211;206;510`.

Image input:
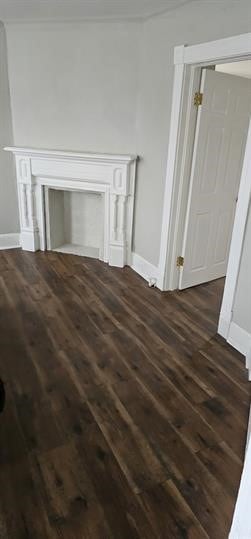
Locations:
5;147;137;267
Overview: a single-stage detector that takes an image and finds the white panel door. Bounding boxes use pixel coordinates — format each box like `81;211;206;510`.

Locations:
179;68;251;289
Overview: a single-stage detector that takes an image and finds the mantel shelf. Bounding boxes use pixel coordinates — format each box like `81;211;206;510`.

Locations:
4;146;137;165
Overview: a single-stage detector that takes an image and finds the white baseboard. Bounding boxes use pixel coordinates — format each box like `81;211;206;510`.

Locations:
228;321;251;358
228;321;251;379
218;313;231;339
130;252;159;286
0;233;20;250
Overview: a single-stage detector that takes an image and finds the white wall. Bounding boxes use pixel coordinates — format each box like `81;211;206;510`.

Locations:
0;22;19;234
4;1;251;264
233;205;251;334
6;22;140;154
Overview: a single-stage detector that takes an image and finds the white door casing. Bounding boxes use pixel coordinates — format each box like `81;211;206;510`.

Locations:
179;69;251;289
219;118;251;340
158;34;251;293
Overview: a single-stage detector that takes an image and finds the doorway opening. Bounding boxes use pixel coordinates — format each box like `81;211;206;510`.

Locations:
179;61;251;290
157;32;251;345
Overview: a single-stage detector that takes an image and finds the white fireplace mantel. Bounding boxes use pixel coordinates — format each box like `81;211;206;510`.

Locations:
5;146;137;268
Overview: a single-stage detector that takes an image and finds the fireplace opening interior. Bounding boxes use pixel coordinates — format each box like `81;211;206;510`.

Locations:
45;188;104;260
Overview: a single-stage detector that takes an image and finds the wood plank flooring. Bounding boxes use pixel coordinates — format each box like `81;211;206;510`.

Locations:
0;249;250;538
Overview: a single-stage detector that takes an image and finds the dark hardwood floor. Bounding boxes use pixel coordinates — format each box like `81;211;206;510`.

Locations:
0;249;250;538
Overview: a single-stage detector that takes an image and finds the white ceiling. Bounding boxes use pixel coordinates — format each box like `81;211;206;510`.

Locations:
0;0;192;22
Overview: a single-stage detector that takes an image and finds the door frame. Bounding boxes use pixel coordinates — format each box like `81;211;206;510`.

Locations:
158;31;251;296
219;118;251;340
179;67;251;291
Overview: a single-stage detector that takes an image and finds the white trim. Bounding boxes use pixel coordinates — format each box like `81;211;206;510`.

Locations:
246;406;251;451
246;347;251;381
218;119;251;339
5;147;137;268
218;315;231;341
0;233;20;250
131;252;159;285
228;321;251;359
4;146;136;165
183;34;251;65
226;321;251;381
158;31;251;291
157;51;185;290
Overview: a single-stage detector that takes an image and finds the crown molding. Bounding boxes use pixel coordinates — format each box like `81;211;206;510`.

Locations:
3;16;143;25
2;0;194;25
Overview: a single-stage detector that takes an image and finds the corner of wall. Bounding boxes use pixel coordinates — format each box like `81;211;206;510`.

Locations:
0;232;20;250
130;251;159;287
227;321;251;379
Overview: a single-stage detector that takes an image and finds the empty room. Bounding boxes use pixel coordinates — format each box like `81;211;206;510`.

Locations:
0;1;251;537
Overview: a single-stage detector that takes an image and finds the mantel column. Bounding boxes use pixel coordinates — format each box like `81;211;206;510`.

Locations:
109;166;130;267
15;156;40;251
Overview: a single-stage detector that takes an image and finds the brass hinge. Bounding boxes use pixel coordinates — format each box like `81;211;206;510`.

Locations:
176;256;184;268
194;92;203;107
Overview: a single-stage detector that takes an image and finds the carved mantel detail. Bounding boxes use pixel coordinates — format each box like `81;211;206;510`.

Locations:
5;147;137;268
